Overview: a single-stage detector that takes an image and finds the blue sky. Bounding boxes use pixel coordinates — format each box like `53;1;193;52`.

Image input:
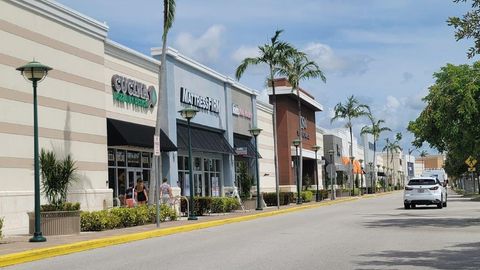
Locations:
57;0;473;154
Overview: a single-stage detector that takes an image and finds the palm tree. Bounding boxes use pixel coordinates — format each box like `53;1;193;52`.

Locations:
235;30;295;208
361;115;391;193
383;133;402;189
331;95;370;195
151;0;176;210
275;52;326;202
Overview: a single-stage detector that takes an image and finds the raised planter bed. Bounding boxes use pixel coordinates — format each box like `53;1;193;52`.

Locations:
28;211;81;236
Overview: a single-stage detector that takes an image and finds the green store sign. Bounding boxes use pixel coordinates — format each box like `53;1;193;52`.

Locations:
111;74;157;108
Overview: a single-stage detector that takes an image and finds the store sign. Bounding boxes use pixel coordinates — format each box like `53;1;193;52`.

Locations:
297;116;310;140
111;75;157;108
232;104;252;119
180;87;220;113
235;147;248;156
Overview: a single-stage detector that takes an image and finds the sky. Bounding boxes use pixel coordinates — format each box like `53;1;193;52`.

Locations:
57;0;474;155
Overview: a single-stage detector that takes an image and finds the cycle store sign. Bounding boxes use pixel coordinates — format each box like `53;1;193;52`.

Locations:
111;74;157;108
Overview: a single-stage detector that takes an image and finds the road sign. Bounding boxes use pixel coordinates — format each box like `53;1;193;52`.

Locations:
468;167;476;172
154;135;160;156
465;156;477;168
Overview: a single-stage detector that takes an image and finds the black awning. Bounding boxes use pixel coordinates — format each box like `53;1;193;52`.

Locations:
234;134;261;158
107;118;177;152
177;124;235;155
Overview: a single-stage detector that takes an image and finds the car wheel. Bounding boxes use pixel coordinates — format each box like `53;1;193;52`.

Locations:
404;203;410;209
443;200;447;207
437;196;443;209
411;204;416;208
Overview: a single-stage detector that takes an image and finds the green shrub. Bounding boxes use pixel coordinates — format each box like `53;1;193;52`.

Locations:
301;191;313;202
181;197;239;215
263;192;295;206
41;202;80;212
40;149;77;207
81;205;178;232
0;217;4;239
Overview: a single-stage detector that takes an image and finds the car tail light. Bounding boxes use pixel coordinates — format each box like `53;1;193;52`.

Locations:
429;186;439;190
405;186;413;191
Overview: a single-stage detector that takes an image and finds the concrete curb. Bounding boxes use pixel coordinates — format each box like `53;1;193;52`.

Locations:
0;196;368;267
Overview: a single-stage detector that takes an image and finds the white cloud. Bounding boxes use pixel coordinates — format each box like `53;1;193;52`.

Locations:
304;42;372;76
385;96;401;111
175;25;226;63
231;46;260;63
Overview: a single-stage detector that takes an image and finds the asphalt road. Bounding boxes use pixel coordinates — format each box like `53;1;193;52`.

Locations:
5;191;480;270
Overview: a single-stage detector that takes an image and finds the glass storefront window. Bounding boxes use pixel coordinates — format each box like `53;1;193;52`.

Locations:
108;168;116;196
127;151;141;167
194;157;201;171
142;170;150;189
108;149;115;166
142;152;151;168
178;156;184;170
117;150;126;167
184;156;189;170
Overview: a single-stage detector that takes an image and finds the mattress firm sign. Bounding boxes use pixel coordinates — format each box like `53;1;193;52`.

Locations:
111;75;157;108
180;87;220;113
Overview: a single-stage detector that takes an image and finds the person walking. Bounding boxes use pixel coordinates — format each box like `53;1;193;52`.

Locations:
135;179;148;205
160;177;173;205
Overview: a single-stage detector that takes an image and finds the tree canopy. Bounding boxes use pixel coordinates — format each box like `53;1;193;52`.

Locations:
448;0;480;58
408;61;480;176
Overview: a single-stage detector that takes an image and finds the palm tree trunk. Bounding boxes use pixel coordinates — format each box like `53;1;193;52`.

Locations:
270;68;280;209
386;148;389;192
297;87;303;202
150;4;169;211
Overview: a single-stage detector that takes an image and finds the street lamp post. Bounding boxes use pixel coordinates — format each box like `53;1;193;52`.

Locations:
376;164;381;193
368;162;373;194
328;150;335;200
350;156;355;196
17;60;52;243
382;166;386;192
359;159;363;196
312;145;321;202
293;139;301;204
249;127;263;210
179;107;199;220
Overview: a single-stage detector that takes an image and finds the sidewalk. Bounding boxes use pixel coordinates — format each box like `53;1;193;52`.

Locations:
0;192;394;267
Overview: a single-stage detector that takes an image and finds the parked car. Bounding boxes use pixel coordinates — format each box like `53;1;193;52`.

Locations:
403;177;447;209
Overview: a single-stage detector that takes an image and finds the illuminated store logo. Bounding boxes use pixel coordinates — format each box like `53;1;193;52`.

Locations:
297;116;310;140
111;74;157;108
180;87;220;113
232;104;252;119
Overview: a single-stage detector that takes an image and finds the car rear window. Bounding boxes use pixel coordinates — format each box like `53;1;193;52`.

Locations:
408;179;436;185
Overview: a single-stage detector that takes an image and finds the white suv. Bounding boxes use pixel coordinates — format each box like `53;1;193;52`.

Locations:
404;177;447;209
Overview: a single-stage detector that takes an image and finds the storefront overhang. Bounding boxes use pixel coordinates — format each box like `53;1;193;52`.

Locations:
107;118;177;152
177;124;235;155
234;134;261;159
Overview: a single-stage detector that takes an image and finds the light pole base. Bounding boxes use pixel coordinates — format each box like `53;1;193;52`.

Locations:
315;194;320;202
188;216;198;221
296;199;302;204
256;207;263;211
29;232;46;242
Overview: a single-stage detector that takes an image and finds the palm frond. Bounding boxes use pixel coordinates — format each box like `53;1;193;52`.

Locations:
236;57;261;80
163;0;176;41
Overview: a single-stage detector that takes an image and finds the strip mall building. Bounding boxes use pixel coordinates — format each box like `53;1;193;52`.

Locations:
0;0;277;234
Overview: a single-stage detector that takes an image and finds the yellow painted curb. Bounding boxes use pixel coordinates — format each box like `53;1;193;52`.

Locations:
0;197;358;268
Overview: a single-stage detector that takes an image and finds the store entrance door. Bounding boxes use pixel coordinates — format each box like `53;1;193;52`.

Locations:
127;169;143;190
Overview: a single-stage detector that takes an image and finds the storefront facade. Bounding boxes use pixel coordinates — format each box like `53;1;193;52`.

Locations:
268;79;323;191
0;0;259;234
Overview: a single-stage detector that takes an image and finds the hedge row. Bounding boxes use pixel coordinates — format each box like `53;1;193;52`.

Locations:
0;216;4;239
41;202;81;212
180;197;240;216
263;192;295;206
80;205;177;231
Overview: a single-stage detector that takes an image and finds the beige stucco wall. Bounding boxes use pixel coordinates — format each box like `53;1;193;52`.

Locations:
0;1;110;235
256;102;276;192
